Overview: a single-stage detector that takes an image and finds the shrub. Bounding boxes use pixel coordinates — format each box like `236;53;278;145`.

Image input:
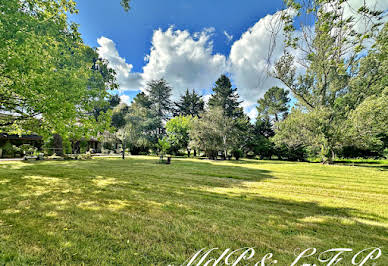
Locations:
19;144;36;156
1;142;18;158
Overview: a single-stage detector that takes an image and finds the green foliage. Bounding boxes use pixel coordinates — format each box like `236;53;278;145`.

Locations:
347;88;388;152
257;86;290;122
146;79;172;123
273;108;341;163
0;0;116;142
175;89;204;117
190;107;243;159
274;1;384;162
157;137;171;157
166;115;193;155
1;141;18;158
19;144;36;155
111;103;130;129
120;0;131;11
208;75;243;118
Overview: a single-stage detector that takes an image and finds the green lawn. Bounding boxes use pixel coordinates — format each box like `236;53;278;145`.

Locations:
0;157;387;265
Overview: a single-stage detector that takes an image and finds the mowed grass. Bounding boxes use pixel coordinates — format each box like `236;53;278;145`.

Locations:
0;157;387;265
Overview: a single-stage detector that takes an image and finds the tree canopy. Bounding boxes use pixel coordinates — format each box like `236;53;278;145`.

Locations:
208;75;243;118
0;0;117;141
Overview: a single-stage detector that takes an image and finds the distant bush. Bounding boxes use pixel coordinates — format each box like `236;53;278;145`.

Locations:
1;141;19;158
19;144;36;156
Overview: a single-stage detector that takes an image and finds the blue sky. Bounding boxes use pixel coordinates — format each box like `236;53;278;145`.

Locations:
68;0;387;119
69;0;287;120
70;0;284;72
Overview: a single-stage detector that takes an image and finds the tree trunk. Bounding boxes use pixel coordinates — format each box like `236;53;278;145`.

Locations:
321;144;335;164
187;148;191;157
53;134;63;156
122;141;125;160
194;149;197;157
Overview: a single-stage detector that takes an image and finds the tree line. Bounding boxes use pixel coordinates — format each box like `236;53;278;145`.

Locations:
1;0;386;163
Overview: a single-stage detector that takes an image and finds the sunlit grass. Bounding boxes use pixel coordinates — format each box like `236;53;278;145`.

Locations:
0;157;387;264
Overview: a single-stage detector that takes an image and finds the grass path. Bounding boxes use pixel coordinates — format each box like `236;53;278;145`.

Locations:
0;157;387;265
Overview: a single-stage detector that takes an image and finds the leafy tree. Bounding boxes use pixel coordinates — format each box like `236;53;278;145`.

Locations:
166;115;193;156
190;107;239;159
0;0;116;143
257;87;290;123
347;88;388;153
175;89;204;117
208;75;243;118
122;94;159;154
273;0;383;163
111;103;129;129
157;137;171;161
273;108;334;162
343;23;388;154
248;117;275;159
133;92;152;109
92;94;121;121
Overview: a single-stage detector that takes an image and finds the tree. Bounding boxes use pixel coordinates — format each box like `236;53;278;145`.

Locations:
133;92;152;109
0;0;116;143
208;75;243;118
175;89;204;117
166;115;193;156
145;79;173;137
124;93;159;154
347;89;388;153
111;103;129;129
190;107;238;159
272;0;383;163
343;23;388;155
157;137;171;162
257;87;290;123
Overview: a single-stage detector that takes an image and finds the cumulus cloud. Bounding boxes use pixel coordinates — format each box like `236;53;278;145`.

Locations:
119;95;131;105
96;11;289;116
142;27;227;98
97;37;142;91
246;107;258;121
228;10;287;105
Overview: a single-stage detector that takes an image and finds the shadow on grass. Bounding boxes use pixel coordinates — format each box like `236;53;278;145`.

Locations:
0;157;387;264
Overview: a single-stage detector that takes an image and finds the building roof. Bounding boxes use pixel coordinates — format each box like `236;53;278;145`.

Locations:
0;133;43;141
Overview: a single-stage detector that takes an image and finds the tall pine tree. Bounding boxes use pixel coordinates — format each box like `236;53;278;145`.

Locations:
257;86;290;123
175;89;204;117
145;79;172;137
208;75;243;118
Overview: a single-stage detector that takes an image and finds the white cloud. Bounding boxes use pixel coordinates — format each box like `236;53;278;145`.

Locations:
223;31;233;43
142;27;227;98
96;11;289;113
228;10;287;106
246;106;258;121
97;37;142;91
119;95;131;105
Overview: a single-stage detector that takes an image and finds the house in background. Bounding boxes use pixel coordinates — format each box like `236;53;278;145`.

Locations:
0;133;43;147
0;133;43;158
